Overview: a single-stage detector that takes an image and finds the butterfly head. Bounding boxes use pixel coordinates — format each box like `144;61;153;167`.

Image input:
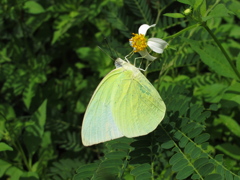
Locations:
115;58;127;68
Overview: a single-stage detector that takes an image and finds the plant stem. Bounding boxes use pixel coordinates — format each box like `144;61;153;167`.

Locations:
202;23;240;80
163;23;201;40
15;140;32;171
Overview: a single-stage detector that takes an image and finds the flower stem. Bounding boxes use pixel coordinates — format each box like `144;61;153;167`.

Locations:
202;23;240;80
163;23;201;40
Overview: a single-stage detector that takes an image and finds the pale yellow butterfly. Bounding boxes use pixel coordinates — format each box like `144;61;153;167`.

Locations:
81;58;166;146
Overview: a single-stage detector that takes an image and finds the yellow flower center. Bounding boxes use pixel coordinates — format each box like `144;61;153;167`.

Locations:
129;33;147;52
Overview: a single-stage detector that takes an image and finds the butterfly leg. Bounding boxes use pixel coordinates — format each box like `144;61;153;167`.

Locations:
124;51;135;63
134;56;154;72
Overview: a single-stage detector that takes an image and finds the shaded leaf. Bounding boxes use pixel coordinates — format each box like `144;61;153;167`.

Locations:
24;1;45;14
214;115;240;137
216;143;240;160
0;142;13;151
164;13;185;18
203;4;231;21
182;38;238;79
176;166;194;179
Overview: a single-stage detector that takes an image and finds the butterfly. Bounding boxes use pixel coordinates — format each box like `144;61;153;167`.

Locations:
81;58;166;146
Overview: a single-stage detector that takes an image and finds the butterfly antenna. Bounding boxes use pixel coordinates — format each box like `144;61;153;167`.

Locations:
97;46;114;61
103;36;124;61
103;37;114;57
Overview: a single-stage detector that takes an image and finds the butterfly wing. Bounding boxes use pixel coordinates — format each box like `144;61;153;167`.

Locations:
113;63;166;137
81;68;125;146
82;59;166;146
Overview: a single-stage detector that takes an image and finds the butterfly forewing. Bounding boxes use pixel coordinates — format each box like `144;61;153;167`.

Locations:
81;68;124;146
112;63;166;137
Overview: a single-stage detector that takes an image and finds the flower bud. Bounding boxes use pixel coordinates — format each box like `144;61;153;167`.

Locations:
184;8;192;15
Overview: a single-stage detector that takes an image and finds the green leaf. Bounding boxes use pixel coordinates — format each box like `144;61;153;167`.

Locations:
225;0;240;18
105;151;128;159
125;0;153;24
130;155;151;164
23;81;35;109
194;158;209;169
182;122;197;134
214;115;240;137
194;133;210;144
0;104;16;140
198;83;228;103
216;165;224;176
198;163;214;176
135;173;151;180
23;100;47;156
0;48;11;63
32;132;54;173
74;163;99;179
174;131;183;140
184;142;195;154
33;100;48;136
0;160;11;176
191;173;200;179
209;104;219;111
187;127;203;138
176;166;194;179
169;153;184;165
182;38;238;79
205;173;223;180
202;4;231;21
0;142;13;151
24;1;45;14
222;81;240;106
172;159;188;172
216;143;240;160
75;47;112;77
199;0;206;17
179;136;188;148
193;0;203;9
48;158;82;180
20;172;39;180
163;13;185;18
131;164;151;176
190;147;201;159
237;53;240;72
161;140;175;149
177;0;195;6
225;171;233;180
51;15;72;45
215;154;224;163
5;166;24;180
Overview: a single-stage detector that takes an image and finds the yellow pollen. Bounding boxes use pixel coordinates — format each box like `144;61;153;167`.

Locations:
129;33;147;52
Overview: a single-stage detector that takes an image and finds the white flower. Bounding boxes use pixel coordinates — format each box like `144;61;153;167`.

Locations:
129;24;168;61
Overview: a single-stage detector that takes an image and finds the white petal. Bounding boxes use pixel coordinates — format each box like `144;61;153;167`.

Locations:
138;24;156;35
147;38;168;53
138;49;157;61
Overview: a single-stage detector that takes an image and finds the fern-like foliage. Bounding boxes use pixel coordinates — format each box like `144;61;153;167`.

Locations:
73;84;240;179
47;158;83;180
57;131;83;152
124;0;153;25
74;138;133;179
104;4;133;38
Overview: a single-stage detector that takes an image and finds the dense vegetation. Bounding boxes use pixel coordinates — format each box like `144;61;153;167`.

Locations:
0;0;240;179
